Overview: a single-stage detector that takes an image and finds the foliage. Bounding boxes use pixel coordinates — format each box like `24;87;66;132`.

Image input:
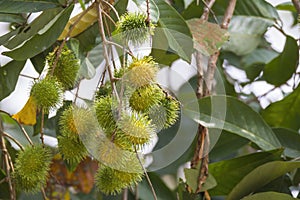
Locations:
0;0;299;199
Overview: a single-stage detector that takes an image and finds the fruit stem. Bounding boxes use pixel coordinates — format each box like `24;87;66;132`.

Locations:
134;146;157;200
40;109;45;147
0;116;16;200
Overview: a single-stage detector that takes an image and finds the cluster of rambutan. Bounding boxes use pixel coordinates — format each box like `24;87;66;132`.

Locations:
13;46;80;192
93;56;180;195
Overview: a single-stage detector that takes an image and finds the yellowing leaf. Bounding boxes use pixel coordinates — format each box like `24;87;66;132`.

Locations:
58;4;97;40
12;96;37;125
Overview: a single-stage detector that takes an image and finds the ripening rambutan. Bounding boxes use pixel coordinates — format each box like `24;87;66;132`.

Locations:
149;96;180;129
129;84;164;112
47;46;80;89
95;165;143;195
117;112;155;145
14;145;52;193
124;56;158;88
30;76;63;112
94;96;118;130
116;12;155;45
57;134;88;167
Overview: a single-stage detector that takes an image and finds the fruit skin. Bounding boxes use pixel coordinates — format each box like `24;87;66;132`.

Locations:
149;96;180;129
94;96;118;130
95;165;143;195
116;12;155;45
13;145;52;193
47;46;80;89
117;112;154;145
57;134;88;167
30;76;63;112
129;84;164;112
125;56;158;88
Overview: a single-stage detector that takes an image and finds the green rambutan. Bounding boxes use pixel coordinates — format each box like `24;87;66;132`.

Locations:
129;84;164;112
57;134;88;166
117;112;155;145
47;46;80;89
94;96;118;130
30;76;63;112
116;12;155;45
95;165;143;195
14;145;52;193
125;56;158;88
149;96;180;129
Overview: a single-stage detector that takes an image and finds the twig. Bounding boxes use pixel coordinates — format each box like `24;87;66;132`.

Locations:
204;52;219;96
122;188;128;200
0;178;7;184
0;117;16;200
0;110;33;146
134;147;157;200
135;183;139;200
2;132;24;151
74;81;81;104
106;40;134;57
40;109;45;146
292;0;300;15
51;4;96;75
221;0;237;29
41;187;48;200
102;0;120;20
19;73;38;80
146;0;151;23
201;0;218;24
96;1;120;103
196;52;204;98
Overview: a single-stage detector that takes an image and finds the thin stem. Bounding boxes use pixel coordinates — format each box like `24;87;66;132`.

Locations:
134;147;157;200
135;183;139;200
40;110;45;146
19;73;38;80
146;0;150;23
51;4;95;74
0;110;33;146
102;0;120;20
196;52;204;98
106;40;134;57
2;132;24;151
41;187;48;200
96;1;120;103
201;0;218;24
74;81;81;104
0;117;16;200
122;188;128;200
292;0;300;15
221;0;237;29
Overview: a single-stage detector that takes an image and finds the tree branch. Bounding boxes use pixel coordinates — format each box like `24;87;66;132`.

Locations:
221;0;237;29
0;117;16;200
292;0;300;15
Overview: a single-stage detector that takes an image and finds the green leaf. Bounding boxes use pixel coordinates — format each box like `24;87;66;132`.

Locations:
227;161;300;200
0;112;40;146
0;28;20;46
4;7;63;49
241;48;279;81
208;149;283;196
273;128;300;158
0;60;26;100
242;192;299;200
214;0;279;20
0;0;60;13
184;168;217;193
148;115;198;172
138;172;176;200
0;13;25;23
187;19;229;56
209;130;249;161
262;84;300;131
2;5;73;60
263;36;299;86
154;0;193;62
183;95;281;151
222;16;274;56
150;28;179;66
